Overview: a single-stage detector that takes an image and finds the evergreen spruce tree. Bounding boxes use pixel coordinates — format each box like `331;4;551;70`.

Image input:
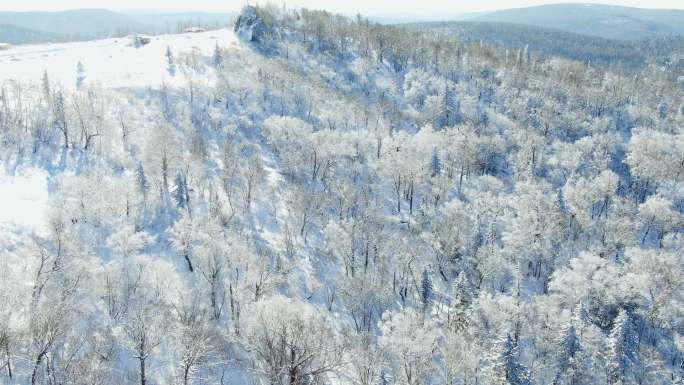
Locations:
430;148;442;177
212;43;223;69
166;46;176;76
76;61;86;89
607;310;640;385
378;368;391;385
553;315;592;385
658;102;669;119
174;172;187;209
488;334;533;385
135;163;149;230
449;273;471;332
420;269;433;312
441;80;461;128
137;163;149;196
41;70;51;101
54;90;68;148
557;323;581;372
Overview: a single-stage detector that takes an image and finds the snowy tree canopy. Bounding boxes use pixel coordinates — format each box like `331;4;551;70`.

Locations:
0;4;682;385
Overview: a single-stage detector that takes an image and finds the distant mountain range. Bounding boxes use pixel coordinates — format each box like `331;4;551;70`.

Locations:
469;3;684;41
2;3;684;46
0;24;60;45
367;11;488;24
0;9;145;39
128;12;236;33
0;9;234;44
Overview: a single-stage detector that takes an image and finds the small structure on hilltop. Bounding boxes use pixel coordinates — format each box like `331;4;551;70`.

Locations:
0;43;12;51
234;6;268;43
184;27;207;33
132;35;152;47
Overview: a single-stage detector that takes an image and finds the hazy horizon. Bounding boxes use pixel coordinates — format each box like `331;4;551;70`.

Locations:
1;0;683;15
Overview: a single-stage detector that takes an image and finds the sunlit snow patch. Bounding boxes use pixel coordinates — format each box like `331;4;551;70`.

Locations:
0;168;49;234
0;28;240;89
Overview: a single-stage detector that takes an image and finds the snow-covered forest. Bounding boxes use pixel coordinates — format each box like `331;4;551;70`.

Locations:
0;4;683;385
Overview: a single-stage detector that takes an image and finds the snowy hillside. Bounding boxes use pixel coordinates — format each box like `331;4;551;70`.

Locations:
0;28;240;238
0;5;683;385
471;3;684;40
0;28;239;89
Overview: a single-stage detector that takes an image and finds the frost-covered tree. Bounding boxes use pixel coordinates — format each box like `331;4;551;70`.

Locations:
0;5;682;385
637;195;682;246
244;296;345;385
76;61;86;89
553;315;593;385
170;299;220;385
168;212;197;272
212;43;223;69
448;273;472;332
420;269;433;312
174;171;189;211
166;46;177;76
379;308;438;385
430;148;442;177
486;334;533;385
41;70;51;101
626;129;684;189
437;79;461;128
607;310;641;385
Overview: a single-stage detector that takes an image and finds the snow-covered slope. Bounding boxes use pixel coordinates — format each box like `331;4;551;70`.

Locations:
0;168;48;233
0;28;240;238
0;6;683;385
0;28;239;89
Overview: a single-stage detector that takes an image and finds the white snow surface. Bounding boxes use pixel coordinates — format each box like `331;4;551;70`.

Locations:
0;167;49;234
0;29;241;234
0;28;240;89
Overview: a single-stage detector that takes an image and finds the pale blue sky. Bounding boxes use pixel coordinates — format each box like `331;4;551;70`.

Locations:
2;0;683;14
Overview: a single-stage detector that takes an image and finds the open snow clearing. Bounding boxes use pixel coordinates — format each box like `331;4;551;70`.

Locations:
0;28;239;89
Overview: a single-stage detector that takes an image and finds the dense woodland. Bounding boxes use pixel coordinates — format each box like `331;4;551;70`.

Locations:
0;4;683;385
407;21;684;73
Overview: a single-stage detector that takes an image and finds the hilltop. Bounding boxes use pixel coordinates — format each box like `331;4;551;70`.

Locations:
0;9;234;44
471;3;684;40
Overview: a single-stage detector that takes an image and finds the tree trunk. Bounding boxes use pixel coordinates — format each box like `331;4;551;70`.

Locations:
31;351;47;385
408;180;414;216
139;357;146;385
184;364;190;385
184;252;194;272
210;281;218;320
4;342;12;380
